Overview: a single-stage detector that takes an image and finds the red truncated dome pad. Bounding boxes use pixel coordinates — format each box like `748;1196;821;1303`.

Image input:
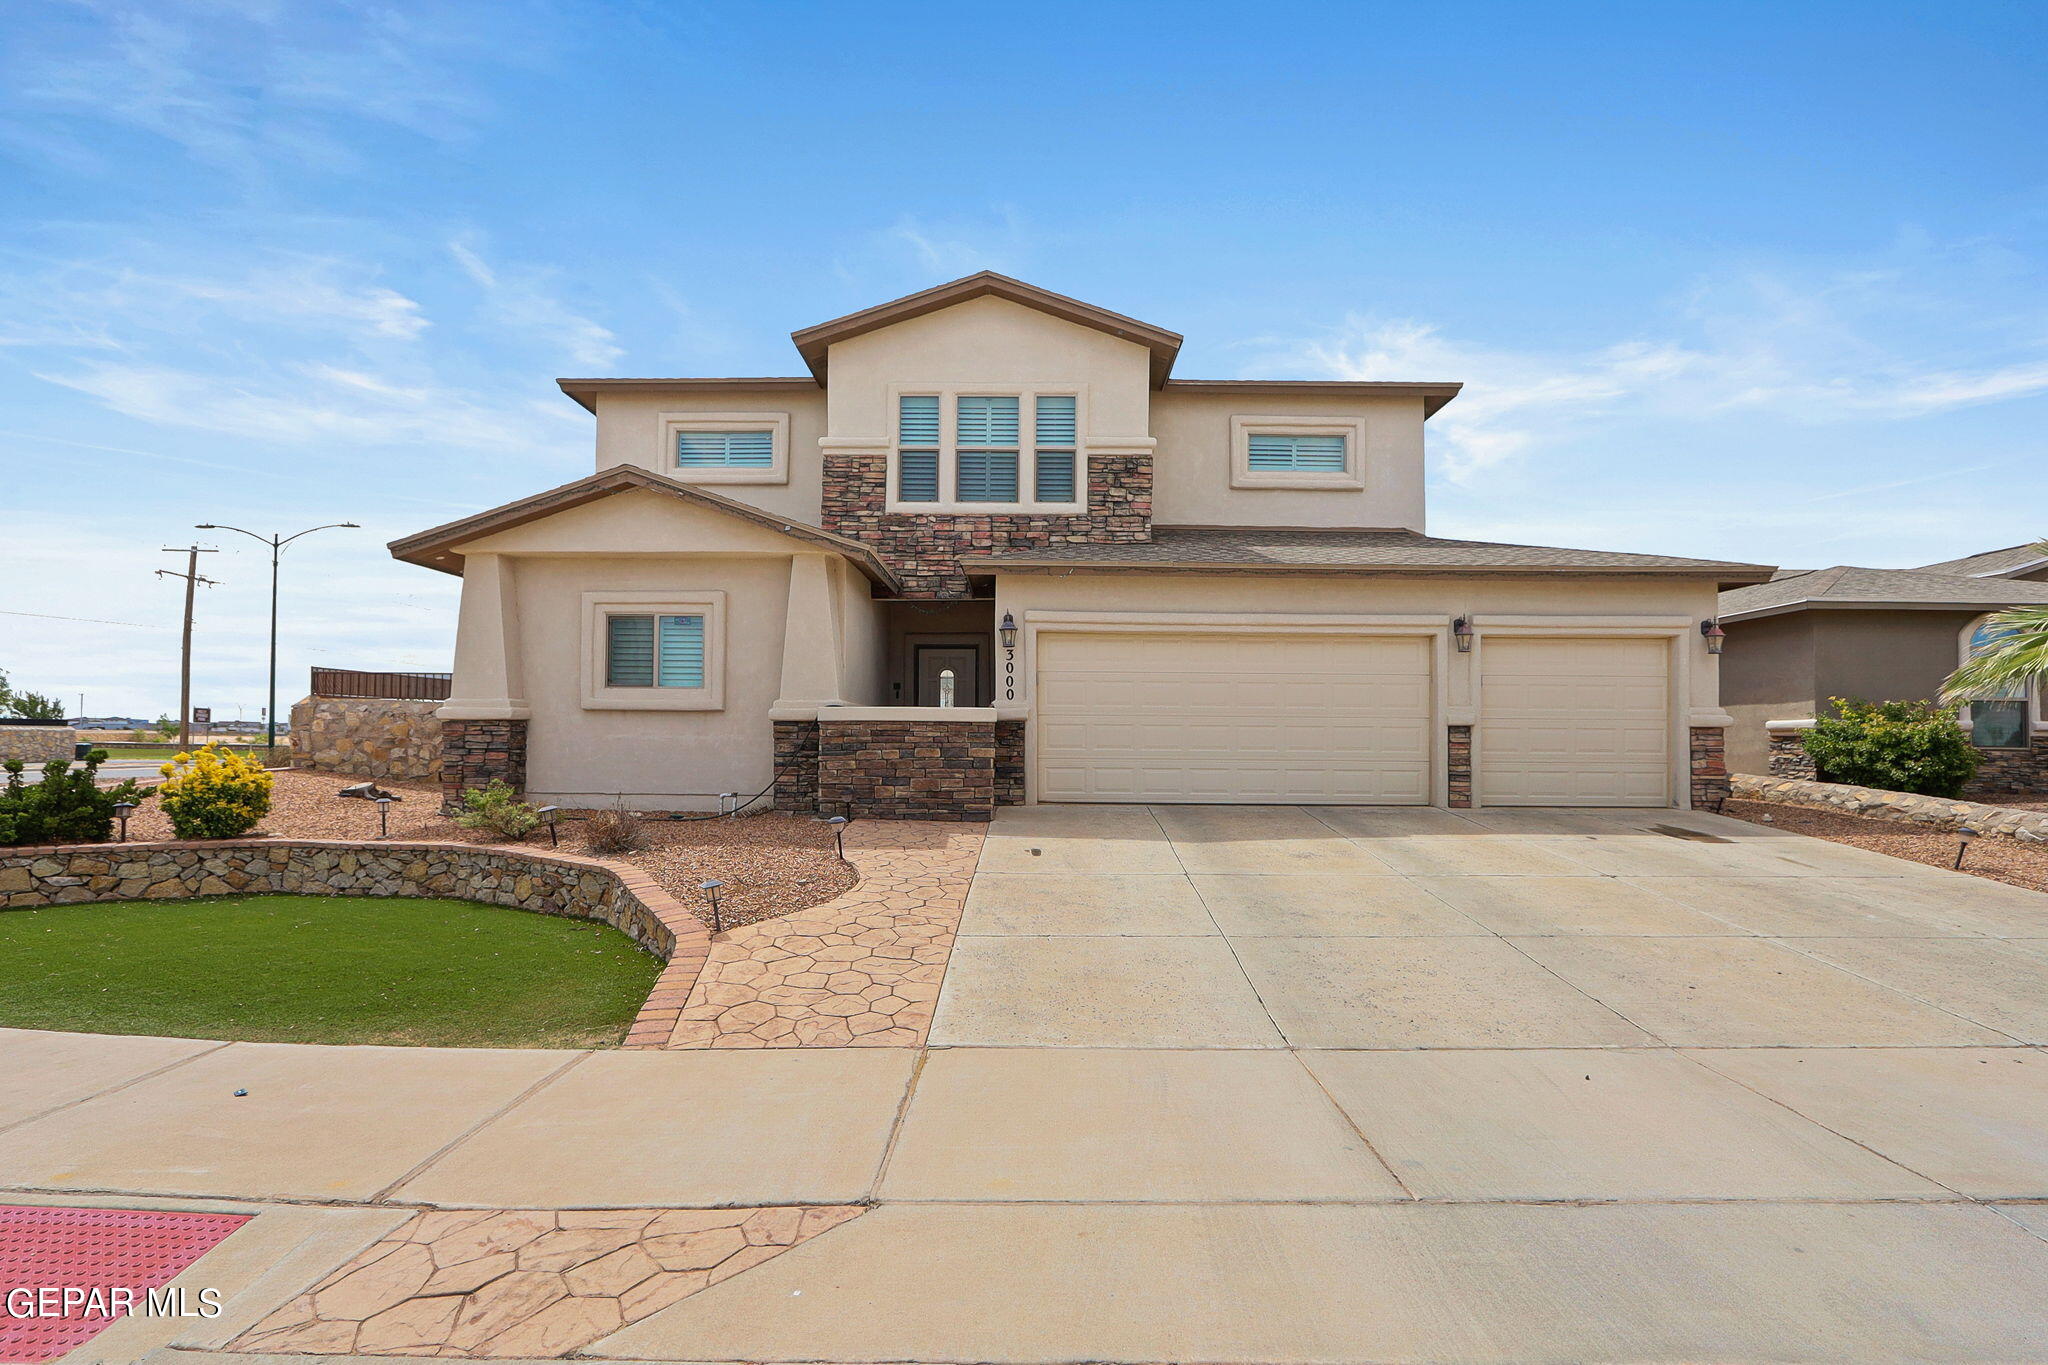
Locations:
0;1204;249;1362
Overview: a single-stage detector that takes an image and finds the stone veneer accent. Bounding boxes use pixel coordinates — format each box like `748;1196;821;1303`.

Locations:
0;726;79;766
821;450;1153;598
1768;723;2046;797
1732;773;2048;844
1446;724;1473;808
994;718;1026;806
440;717;528;809
772;719;819;813
289;697;442;781
1689;726;1731;812
0;837;713;1047
817;719;994;821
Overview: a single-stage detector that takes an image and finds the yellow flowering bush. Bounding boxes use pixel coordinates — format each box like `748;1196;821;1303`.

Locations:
158;743;274;839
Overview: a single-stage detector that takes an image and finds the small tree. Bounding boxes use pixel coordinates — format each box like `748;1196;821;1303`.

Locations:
9;690;66;721
1802;698;1980;798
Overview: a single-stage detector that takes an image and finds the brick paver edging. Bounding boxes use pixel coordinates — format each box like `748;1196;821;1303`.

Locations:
0;837;713;1048
1732;773;2048;844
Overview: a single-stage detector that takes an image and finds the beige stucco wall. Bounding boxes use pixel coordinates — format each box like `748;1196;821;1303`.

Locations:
822;296;1155;447
1148;391;1427;530
589;387;827;523
1720;612;1817;774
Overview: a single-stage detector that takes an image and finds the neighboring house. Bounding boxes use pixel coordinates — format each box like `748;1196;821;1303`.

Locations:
1718;549;2048;792
390;273;1771;817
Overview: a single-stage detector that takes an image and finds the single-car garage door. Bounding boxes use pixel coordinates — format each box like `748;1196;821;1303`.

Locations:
1480;636;1670;806
1034;632;1433;804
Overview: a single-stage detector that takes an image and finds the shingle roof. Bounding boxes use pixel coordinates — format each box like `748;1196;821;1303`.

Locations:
1914;544;2048;578
962;527;1773;583
1719;564;2048;621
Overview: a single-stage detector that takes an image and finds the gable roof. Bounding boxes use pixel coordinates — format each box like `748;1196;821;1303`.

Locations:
387;466;901;591
1914;543;2048;578
1719;564;2048;622
789;271;1185;387
962;527;1774;587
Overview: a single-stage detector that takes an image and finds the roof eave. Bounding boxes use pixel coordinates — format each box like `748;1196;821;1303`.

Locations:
556;376;821;414
1721;597;2045;624
1162;379;1465;418
965;558;1773;589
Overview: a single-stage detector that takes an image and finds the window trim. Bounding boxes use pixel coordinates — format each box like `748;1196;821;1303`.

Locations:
658;412;790;486
581;590;726;711
1230;415;1367;491
1958;614;2042;749
885;384;1087;514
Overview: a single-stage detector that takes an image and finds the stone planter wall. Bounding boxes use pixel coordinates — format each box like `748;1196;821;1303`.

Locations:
0;727;80;766
1767;721;2045;798
1731;773;2048;844
288;697;442;780
817;718;994;821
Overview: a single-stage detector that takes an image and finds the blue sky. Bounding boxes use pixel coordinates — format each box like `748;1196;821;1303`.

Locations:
4;0;2045;718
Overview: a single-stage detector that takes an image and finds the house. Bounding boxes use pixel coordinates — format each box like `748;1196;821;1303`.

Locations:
390;273;1772;818
1718;546;2048;793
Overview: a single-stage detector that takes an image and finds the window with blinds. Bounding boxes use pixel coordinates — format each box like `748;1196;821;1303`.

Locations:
675;430;775;468
606;614;706;688
955;395;1020;502
1246;432;1348;473
898;395;940;502
1034;394;1077;503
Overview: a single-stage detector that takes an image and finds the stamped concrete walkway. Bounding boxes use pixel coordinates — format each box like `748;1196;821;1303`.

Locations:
15;804;2048;1363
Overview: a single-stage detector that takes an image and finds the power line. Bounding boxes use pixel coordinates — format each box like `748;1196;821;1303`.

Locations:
0;609;171;630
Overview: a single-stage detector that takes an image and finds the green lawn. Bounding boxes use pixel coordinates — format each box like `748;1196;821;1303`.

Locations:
0;895;664;1047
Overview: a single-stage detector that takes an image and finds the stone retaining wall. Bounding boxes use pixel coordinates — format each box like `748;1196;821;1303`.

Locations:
0;727;79;766
1767;722;2046;797
1732;773;2048;844
287;697;442;780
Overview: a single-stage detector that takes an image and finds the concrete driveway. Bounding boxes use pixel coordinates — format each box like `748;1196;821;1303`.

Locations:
15;804;2048;1362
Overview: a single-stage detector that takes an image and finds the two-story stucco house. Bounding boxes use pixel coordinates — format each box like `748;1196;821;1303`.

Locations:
390;273;1773;818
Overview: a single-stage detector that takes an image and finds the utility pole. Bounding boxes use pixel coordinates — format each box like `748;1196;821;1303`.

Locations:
157;546;219;748
195;521;358;752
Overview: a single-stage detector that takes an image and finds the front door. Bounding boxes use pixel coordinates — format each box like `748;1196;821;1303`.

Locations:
916;646;982;707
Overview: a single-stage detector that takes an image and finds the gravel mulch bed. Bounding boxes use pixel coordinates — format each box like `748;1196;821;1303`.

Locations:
120;769;856;931
1721;798;2048;896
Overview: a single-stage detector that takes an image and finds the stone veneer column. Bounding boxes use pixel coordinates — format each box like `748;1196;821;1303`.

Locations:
1689;726;1731;811
993;719;1027;806
439;718;528;810
773;719;820;813
1446;724;1473;808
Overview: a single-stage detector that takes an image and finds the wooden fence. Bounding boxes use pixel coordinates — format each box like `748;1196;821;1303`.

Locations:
308;668;453;701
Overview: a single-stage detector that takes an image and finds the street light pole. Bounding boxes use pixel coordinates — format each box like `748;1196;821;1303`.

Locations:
195;521;360;752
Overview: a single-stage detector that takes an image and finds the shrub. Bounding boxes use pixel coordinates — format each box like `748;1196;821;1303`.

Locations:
583;804;645;855
0;751;152;846
1802;698;1980;798
157;743;274;839
453;779;540;842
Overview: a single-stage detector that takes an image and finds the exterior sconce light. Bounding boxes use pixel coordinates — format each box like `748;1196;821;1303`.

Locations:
113;802;135;842
1700;619;1726;655
999;613;1018;649
699;878;725;933
536;805;560;846
373;795;394;840
821;814;849;859
1452;617;1474;653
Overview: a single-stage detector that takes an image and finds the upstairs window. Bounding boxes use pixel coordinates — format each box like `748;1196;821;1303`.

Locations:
606;614;706;689
676;430;774;469
1247;432;1347;473
891;389;1084;512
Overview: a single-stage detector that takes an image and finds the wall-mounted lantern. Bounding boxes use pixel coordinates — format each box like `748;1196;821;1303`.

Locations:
1700;619;1726;655
1452;617;1474;653
999;612;1018;649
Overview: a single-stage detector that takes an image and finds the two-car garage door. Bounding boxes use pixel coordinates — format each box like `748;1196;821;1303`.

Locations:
1035;633;1433;804
1033;630;1673;807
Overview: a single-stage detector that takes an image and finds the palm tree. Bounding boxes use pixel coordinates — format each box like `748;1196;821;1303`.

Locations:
1941;541;2048;707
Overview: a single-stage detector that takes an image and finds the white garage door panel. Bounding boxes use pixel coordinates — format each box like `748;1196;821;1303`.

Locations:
1035;633;1433;804
1481;636;1670;807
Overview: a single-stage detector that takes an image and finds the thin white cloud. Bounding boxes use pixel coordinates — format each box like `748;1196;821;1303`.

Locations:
449;235;623;370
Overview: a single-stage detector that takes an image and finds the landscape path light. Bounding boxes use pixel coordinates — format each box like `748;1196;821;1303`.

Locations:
113;802;135;842
1956;825;1980;870
699;879;725;933
822;814;849;859
536;805;561;846
374;795;394;840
